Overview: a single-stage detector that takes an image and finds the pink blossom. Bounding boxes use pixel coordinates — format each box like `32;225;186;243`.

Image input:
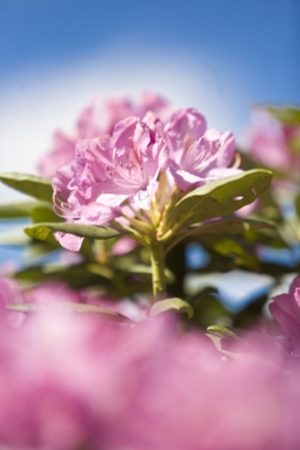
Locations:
0;308;299;449
94;117;167;210
23;280;143;321
38;101;100;179
53;231;84;252
53;108;239;224
0;276;26;326
24;282;79;304
104;91;169;134
111;237;137;255
52;116;168;230
269;276;300;357
234;198;259;217
165;108;240;191
0;276;25;308
244;112;299;171
51;107;243;251
38;92;169;179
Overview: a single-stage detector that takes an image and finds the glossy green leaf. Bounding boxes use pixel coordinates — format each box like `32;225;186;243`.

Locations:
24;222;123;242
188;286;219;302
86;263;115;280
188;217;276;236
6;302;130;321
171;169;272;227
0;173;53;202
149;297;194;319
198;234;260;271
207;325;239;339
27;205;65;249
206;236;246;257
295;193;300;220
188;293;231;329
266;106;300;125
114;262;175;283
14;263;110;289
29;206;96;259
0;201;37;218
31;204;63;223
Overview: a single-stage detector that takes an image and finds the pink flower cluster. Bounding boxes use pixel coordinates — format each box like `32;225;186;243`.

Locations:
38;92;169;180
50;96;239;250
1;276;300;450
245;111;300;173
270;276;300;357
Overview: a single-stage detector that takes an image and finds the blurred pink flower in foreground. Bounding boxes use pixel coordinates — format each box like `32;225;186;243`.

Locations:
270;276;300;357
0;277;300;449
38;92;169;179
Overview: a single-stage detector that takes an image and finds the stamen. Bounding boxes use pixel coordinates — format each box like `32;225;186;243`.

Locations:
232;152;241;169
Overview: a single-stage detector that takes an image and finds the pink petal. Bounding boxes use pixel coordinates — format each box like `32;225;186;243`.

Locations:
165;108;207;154
54;232;84;252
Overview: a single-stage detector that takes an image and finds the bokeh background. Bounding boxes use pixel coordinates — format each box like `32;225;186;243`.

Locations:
0;0;299;308
1;0;299;199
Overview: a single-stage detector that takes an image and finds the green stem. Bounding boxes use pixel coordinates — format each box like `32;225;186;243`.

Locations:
150;241;166;298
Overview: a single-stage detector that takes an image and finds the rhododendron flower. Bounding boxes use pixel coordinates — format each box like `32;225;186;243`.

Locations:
53;116;168;238
0;305;300;449
165;108;240;191
38;92;169;179
245;111;300;172
0;276;25;308
91;117;168;210
104;91;169;134
53;108;240;220
0;276;26;326
111;237;137;255
25;282;81;304
269;276;300;357
51;106;244;251
38;101;101;179
26;279;143;320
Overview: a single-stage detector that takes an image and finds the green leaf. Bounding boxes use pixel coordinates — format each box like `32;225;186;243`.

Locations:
29;206;96;259
295;193;300;220
14;263;110;289
6;302;130;321
205;236;246;257
188;292;231;329
114;262;175;283
86;263;115;280
31;204;63;223
0;173;53;202
198;234;260;271
171;169;272;227
27;205;64;249
207;325;239;339
188;217;276;236
0;201;37;218
24;222;123;242
149;297;194;319
266;106;300;126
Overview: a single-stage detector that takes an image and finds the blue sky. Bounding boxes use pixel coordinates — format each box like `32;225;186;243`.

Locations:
0;0;299;198
1;0;299;98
